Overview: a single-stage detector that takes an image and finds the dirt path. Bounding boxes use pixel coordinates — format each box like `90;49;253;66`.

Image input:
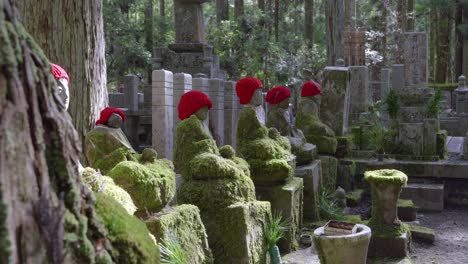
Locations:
283;206;468;264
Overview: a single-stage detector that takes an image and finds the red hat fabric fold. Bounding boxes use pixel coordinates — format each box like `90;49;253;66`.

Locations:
178;90;213;120
235;77;263;105
301;81;322;97
266;86;291;105
51;63;70;82
96;107;126;125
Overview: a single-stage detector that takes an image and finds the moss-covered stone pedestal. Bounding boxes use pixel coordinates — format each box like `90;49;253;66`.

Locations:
256;177;304;253
365;169;411;258
313;224;371;264
294;161;321;221
145;205;213;264
318;155;338;190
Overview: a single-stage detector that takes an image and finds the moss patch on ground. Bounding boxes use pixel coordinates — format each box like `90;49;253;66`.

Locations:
108;159;176;216
94;193;160;264
146;205;213;264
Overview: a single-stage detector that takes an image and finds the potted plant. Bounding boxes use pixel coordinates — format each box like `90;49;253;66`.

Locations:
266;212;289;264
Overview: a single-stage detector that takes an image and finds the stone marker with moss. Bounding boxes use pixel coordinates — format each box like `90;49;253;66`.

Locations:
365;169;411;258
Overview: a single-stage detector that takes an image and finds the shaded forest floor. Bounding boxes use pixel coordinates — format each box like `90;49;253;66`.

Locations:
283;206;468;264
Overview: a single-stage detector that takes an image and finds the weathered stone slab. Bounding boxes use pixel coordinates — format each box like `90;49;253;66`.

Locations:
423;119;439;156
368;232;410;258
397;199;418;222
408;224;436;244
321;66;351;136
400;183;444;211
256;178;304;253
124;74;139;111
391;64;405;92
336;159;356;191
146;205;213;264
152;70;174;159
223;81;236;146
208;79;225;145
294;161;322;221
399;123;424;156
402;32;429;88
318;155;338;190
173;73;192;133
109;92;124;108
348;66;371;124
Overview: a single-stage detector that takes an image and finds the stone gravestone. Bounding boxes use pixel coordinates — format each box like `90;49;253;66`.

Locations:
320;62;351;136
124;74;139;112
348;66;371;125
152;70;174;159
208;79;225;146
173;73;192;133
174;0;208;44
223;81;236;146
402;32;428;89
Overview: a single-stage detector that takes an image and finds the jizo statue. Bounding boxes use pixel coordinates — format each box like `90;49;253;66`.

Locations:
51;63;70;110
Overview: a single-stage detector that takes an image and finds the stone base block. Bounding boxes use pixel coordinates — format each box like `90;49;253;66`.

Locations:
408;224;436;244
318;155;338;190
145;204;213;264
397;199;418;222
368;232;410;258
337;160;356;191
256;177;304;253
401;183;444;211
294;161;322;221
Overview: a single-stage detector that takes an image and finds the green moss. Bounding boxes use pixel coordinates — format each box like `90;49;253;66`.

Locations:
364;169;408;186
248;158;293;184
95;193;160;264
177;176;255;214
95;250;113;264
428;83;458;90
266;106;292;136
0;182;10;261
437;130;448;159
343;214;363;224
108;160;176;216
368;220;410;239
82;167;137;215
335;136;353;158
351;126;362;149
346;189;364;207
146;205;213;264
303;134;337;155
219;145;235;159
397;199;416;208
187;152;245;180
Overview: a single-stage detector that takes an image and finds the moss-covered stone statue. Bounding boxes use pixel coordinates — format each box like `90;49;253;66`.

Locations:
235;78;294;185
266;86;316;165
175;90;270;263
85;107;175;216
295;81;338;155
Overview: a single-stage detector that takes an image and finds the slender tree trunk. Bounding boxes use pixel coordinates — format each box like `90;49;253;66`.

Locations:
15;0;108;154
397;0;407;33
235;0;244;18
258;0;265;11
430;8;437;81
1;1;113;263
216;0;229;23
145;0;154;84
435;6;452;83
305;0;315;47
406;0;415;31
274;0;279;41
455;0;464;78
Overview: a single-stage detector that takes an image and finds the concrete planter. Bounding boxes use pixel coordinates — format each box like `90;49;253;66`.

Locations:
313;224;371;264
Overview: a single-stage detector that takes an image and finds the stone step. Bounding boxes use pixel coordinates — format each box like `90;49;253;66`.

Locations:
346;189;364;207
397;199;418;222
408;224;436;244
400;183;444;211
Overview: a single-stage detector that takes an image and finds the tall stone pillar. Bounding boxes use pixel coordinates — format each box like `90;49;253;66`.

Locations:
193;75;209;94
152;70;174;159
208;79;225;145
173;73;192;133
381;68;391;98
348;66;371;124
391;65;405;91
402;32;429;89
124;74;139;112
224;81;236;146
325;0;345;66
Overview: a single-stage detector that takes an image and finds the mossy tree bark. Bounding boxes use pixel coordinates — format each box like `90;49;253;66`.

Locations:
15;0;108;151
0;1;113;263
304;0;314;48
435;4;452;83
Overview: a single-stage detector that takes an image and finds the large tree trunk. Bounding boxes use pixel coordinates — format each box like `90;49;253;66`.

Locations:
15;0;108;154
145;0;154;84
406;0;415;31
216;0;229;23
274;0;279;41
455;0;464;78
0;1;113;263
235;0;244;18
305;0;314;47
435;6;452;83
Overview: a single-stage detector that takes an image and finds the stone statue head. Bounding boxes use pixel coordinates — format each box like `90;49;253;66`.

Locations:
236;77;263;106
178;90;212;121
51;63;70;110
107;113;123;128
266;86;291;109
250;89;263;107
95;107;126;128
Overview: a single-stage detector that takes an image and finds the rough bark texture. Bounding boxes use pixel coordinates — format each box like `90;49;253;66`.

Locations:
325;0;345;66
15;0;108;153
435;6;452;83
455;1;464;78
305;0;314;47
406;0;415;31
0;1;113;263
235;0;244;18
216;0;229;23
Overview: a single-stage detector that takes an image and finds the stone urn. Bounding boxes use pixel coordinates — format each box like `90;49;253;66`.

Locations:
364;169;408;225
313;224;371;264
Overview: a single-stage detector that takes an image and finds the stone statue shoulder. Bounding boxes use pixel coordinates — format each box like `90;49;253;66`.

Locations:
237;106;268;141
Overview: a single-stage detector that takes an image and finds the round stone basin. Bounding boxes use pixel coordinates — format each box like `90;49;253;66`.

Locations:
313;224;371;264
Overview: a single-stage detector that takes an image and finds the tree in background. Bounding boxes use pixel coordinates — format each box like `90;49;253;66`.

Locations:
16;0;108;147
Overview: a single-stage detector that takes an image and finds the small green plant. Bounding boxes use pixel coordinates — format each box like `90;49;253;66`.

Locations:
318;188;345;221
426;89;443;117
266;212;289;248
159;236;187;264
384;90;400;119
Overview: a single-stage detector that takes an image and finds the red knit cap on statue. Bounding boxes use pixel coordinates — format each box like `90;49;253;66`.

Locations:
51;63;70;82
266;86;291;105
301;81;322;97
178;90;213;120
96;107;126;125
235;77;263;105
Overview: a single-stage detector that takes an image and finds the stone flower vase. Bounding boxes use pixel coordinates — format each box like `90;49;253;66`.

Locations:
313;224;371;264
364;169;408;225
269;245;281;264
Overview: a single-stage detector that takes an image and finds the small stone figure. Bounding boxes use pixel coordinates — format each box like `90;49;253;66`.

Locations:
295;81;338;155
236;78;294;185
335;186;347;209
51;63;70;110
266;86;316;165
